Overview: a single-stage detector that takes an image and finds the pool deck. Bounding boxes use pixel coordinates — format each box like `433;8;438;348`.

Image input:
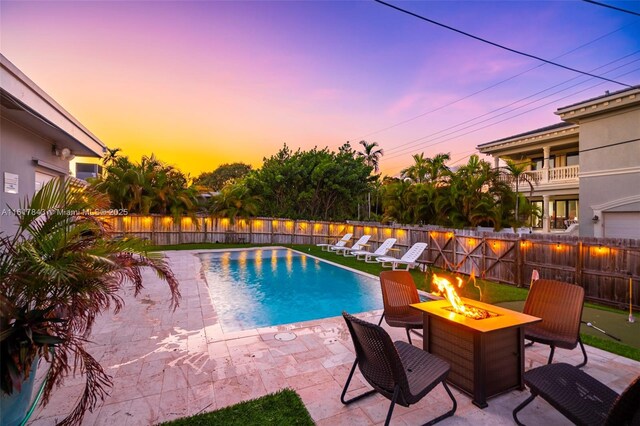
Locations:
31;250;640;425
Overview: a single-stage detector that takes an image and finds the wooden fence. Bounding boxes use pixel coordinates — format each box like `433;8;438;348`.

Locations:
104;215;640;309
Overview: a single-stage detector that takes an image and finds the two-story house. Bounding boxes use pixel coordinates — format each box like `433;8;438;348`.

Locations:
477;85;640;238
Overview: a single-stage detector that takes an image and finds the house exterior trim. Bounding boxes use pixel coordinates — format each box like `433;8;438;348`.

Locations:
0;54;105;157
580;166;640;178
556;87;640;123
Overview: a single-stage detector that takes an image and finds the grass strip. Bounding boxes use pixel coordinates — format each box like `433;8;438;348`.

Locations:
581;334;640;362
158;389;314;426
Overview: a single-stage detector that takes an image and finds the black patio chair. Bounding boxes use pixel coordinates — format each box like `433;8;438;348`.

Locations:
341;312;457;426
513;362;640;426
523;279;588;367
378;271;423;345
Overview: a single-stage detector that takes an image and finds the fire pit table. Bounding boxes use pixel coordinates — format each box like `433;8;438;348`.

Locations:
411;298;540;408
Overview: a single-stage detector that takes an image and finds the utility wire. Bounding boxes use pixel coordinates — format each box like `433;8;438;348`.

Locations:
580;137;640;153
382;66;640;175
383;52;640;159
374;0;633;88
351;23;632;141
582;0;640;17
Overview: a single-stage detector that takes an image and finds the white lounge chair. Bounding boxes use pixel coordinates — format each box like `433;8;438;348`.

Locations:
334;235;371;256
376;242;428;271
316;233;352;251
352;238;397;263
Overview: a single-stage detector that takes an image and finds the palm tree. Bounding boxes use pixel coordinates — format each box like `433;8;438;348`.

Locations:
209;182;261;224
0;179;180;425
356;141;384;220
426;152;451;184
357;140;384;173
503;159;535;224
401;153;430;183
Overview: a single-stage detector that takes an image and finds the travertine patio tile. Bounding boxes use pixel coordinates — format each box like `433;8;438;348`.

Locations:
161;364;189;391
158;388;189;422
213;374;267;409
268;340;310;357
292;346;332;362
93;399;134;426
207;341;230;358
287;367;334;390
187;382;216;416
316;407;375;426
124;394;162;426
259;367;289;393
31;249;640;426
281;358;325;378
296;379;360;421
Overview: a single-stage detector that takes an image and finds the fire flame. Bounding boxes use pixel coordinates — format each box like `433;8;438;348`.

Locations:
432;273;466;313
431;273;494;320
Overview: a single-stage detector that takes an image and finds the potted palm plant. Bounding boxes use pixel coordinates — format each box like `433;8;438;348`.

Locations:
0;179;180;426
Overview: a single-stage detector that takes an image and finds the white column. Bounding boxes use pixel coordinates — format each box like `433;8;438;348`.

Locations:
494;156;500;169
543;194;550;233
542;146;550;183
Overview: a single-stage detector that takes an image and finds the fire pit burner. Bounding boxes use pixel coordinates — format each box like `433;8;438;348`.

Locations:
442;305;500;320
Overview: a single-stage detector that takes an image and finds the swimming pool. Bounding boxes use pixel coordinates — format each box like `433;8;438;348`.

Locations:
199;248;382;332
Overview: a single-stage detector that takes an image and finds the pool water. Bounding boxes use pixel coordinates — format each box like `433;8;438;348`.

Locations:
199;248;382;332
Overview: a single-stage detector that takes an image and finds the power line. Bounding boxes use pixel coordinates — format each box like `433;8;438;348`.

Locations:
580;137;640;153
582;0;640;17
351;23;632;141
374;0;633;88
382;66;640;175
382;53;640;159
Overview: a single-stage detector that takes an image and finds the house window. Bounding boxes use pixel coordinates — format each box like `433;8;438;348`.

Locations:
549;199;579;229
566;153;579;166
531;156;555;170
35;171;57;192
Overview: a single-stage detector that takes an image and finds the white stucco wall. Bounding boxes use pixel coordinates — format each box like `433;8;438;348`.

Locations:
577;107;640;237
0;118;69;235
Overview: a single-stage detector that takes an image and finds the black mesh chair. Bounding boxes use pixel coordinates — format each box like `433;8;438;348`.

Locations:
341;312;457;426
513;362;640;426
378;271;423;345
523;279;588;367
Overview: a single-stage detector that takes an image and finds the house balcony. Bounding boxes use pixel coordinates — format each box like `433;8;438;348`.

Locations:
501;165;580;189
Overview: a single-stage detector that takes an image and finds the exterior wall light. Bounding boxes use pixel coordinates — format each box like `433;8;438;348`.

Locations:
592;215;599;223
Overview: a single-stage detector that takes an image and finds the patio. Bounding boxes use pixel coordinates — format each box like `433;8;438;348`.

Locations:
31;250;640;425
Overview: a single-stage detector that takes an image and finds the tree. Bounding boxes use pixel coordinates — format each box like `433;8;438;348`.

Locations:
356;140;384;219
194;163;253;192
401;153;430;183
244;144;374;220
356;140;384;173
91;153;198;217
401;152;451;184
382;154;523;229
208;181;261;223
503;159;535;225
0;179;179;425
426;152;451;184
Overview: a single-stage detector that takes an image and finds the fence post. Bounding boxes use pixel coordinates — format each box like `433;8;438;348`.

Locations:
481;235;486;279
576;241;583;286
516;238;523;287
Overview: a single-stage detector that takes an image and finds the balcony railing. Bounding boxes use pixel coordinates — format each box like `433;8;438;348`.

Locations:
500;165;579;186
546;165;580;181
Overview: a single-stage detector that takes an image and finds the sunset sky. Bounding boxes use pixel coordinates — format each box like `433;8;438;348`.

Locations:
2;1;639;177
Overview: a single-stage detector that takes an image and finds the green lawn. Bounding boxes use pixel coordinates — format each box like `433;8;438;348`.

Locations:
158;389;314;426
147;242;639;360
